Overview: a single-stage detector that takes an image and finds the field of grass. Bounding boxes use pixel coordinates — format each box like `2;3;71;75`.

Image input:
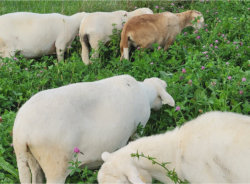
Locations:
0;0;249;183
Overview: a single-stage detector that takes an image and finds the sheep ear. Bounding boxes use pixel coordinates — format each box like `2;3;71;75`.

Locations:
158;87;175;107
101;152;111;162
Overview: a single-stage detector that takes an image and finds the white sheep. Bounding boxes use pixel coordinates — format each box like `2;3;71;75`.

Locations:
0;12;87;61
13;74;175;183
120;10;204;60
98;111;250;184
79;8;153;65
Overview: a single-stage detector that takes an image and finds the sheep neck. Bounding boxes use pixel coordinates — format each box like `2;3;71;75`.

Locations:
140;82;158;109
131;129;180;182
176;11;193;30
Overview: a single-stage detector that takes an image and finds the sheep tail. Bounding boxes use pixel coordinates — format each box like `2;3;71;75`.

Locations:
120;30;129;61
14;141;43;183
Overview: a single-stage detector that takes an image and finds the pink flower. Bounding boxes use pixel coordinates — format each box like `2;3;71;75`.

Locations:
158;46;161;50
214;46;218;49
194;30;198;34
184;32;187;35
206;55;209;58
202;51;208;54
74;147;80;153
210;44;213;47
242;77;246;82
175;106;181;111
150;62;154;65
137;46;140;50
215;40;219;43
201;66;205;70
171;3;175;6
155;5;159;9
239;90;243;95
226;62;229;65
182;68;186;73
205;29;208;32
196;36;201;39
233;41;237;45
236;46;239;49
221;34;225;37
13;57;18;61
227;76;232;80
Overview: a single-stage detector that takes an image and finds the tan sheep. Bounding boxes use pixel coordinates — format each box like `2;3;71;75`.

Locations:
120;10;204;60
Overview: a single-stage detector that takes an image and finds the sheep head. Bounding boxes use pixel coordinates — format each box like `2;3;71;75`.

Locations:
143;77;175;110
98;151;149;184
191;10;204;30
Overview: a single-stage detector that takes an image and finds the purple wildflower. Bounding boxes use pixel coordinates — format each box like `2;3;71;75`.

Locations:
176;106;181;111
201;66;205;70
196;36;201;39
182;68;186;73
239;90;243;95
227;76;232;80
74;147;80;153
242;77;246;82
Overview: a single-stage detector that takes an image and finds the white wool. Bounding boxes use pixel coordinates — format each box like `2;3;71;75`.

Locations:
13;74;174;183
98;111;250;184
0;12;87;61
79;8;153;65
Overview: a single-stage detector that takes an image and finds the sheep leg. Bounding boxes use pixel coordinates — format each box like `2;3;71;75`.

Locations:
55;40;66;62
80;34;92;65
89;35;102;61
27;151;44;183
41;152;71;184
14;144;32;183
55;47;65;62
164;38;175;50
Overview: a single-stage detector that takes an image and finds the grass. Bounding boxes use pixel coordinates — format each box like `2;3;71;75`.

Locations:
0;0;249;183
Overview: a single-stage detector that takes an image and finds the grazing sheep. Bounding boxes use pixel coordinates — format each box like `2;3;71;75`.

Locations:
13;74;175;183
98;111;250;184
79;8;153;65
120;10;204;60
0;12;87;61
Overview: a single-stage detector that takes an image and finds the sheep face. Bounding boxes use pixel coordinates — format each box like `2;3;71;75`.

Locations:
98;152;149;184
191;11;204;30
144;78;175;110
